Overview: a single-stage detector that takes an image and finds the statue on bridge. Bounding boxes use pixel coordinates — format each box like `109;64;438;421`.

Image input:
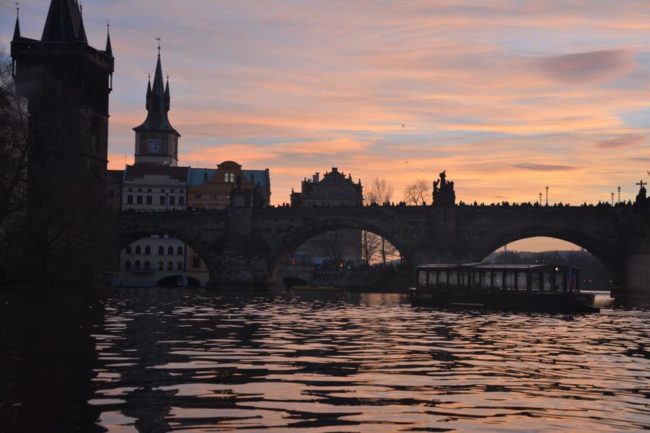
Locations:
432;171;456;207
635;180;648;208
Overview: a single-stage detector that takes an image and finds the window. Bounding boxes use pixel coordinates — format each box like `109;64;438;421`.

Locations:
124;260;131;270
125;246;132;255
135;245;141;255
144;246;151;255
127;195;133;204
134;261;141;271
192;258;201;268
177;261;183;271
168;246;174;255
136;196;143;205
170;196;176;206
158;261;164;271
158;246;164;255
177;246;184;256
167;261;173;271
160;196;166;205
146;196;152;205
179;196;185;206
144;261;150;271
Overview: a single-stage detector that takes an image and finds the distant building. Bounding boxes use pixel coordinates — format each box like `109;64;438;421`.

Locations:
188;161;271;210
291;168;363;262
112;49;271;287
121;165;189;212
114;49;197;287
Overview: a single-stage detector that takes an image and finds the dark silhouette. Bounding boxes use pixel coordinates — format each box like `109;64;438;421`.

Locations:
432;170;456;207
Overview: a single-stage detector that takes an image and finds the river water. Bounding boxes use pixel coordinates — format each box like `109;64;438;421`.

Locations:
85;288;650;433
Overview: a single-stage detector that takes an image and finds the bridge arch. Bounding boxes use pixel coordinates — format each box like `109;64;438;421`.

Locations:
472;226;622;285
267;216;414;283
110;223;216;287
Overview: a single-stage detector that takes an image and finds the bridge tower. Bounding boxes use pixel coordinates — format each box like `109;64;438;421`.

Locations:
10;0;114;284
133;47;180;166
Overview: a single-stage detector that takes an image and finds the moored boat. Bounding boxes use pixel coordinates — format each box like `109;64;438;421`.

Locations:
411;263;598;313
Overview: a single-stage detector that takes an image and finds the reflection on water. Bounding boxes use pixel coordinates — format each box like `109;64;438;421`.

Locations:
92;289;650;432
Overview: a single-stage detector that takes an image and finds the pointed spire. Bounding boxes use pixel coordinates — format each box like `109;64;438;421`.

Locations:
134;44;178;135
13;4;21;41
165;74;170;110
105;21;113;57
42;0;88;43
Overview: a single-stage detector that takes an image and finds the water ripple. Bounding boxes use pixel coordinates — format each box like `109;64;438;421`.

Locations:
91;289;650;432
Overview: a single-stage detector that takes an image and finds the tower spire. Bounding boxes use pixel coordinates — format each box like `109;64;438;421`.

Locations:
105;21;113;57
13;3;21;41
42;0;88;43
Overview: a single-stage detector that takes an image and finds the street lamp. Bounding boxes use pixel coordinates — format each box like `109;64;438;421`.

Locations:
617;186;621;204
611;192;614;207
545;186;549;206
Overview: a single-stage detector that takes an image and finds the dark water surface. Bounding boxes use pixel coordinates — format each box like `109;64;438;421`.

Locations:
86;289;650;433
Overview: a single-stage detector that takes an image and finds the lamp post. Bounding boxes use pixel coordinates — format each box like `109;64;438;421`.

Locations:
611;192;614;207
545;186;549;206
617;186;621;204
539;192;542;205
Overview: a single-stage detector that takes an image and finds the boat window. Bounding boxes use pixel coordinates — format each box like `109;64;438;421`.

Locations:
517;272;528;290
493;272;503;289
542;272;552;291
418;270;427;287
472;271;481;286
449;271;458;287
460;271;470;286
482;271;492;288
530;272;540;291
505;272;515;290
555;272;565;292
438;271;447;285
428;271;437;287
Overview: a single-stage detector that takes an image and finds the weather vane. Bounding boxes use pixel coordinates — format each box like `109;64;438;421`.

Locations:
15;2;19;16
156;37;161;54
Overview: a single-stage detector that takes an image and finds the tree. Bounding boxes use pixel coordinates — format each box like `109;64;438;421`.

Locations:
403;179;430;206
362;178;400;265
366;177;393;205
0;55;29;283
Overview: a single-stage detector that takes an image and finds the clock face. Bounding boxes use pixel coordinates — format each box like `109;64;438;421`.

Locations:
146;139;162;154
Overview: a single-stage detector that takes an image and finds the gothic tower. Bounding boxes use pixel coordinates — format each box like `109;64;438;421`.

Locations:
11;0;114;213
133;49;180;166
10;0;114;285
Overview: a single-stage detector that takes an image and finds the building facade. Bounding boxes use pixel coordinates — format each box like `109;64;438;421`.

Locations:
290;168;363;263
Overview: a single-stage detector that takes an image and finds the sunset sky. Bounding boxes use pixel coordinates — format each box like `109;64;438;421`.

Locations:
3;1;650;249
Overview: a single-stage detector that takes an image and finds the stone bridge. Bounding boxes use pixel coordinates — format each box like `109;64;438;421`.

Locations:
109;206;650;296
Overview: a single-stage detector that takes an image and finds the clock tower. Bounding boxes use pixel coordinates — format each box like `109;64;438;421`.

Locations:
133;48;180;166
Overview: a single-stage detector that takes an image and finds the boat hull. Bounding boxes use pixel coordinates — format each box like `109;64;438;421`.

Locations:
411;290;598;313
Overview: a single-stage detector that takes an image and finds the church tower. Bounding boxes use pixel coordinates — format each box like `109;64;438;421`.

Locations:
11;0;114;212
133;48;180;166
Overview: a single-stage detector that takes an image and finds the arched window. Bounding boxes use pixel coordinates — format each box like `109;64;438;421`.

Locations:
124;260;131;270
145;246;151;255
135;245;141;255
167;261;174;271
158;246;164;255
177;261;183;271
158;261;164;270
134;261;141;271
125;246;132;255
144;261;150;271
168;246;174;255
177;246;184;256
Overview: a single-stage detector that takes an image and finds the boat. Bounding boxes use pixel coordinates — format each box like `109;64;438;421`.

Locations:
410;263;598;313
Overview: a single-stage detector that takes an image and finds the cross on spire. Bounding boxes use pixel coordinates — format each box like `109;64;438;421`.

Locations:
156;37;161;56
637;180;647;188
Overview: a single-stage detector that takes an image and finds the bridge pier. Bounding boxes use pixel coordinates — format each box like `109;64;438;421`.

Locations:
621;253;650;299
